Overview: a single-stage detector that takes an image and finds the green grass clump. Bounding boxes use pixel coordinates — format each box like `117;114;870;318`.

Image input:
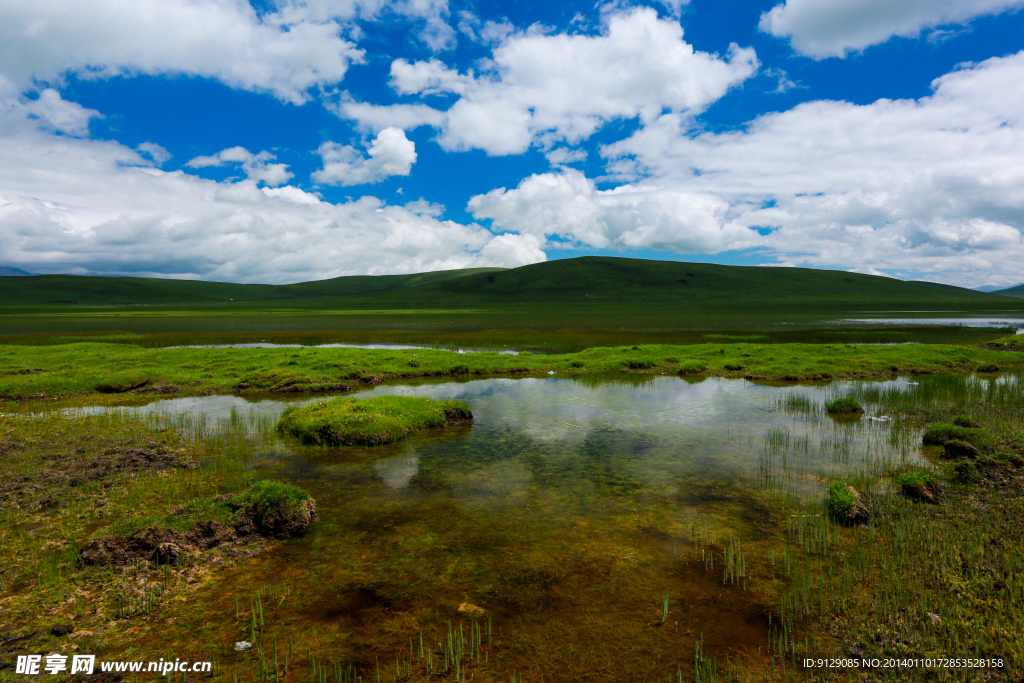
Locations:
922;422;991;448
234;480;311;517
278;395;473;446
897;468;938;501
824;397;864;414
678;361;707;375
942;438;981;459
826;481;858;515
951;414;981;428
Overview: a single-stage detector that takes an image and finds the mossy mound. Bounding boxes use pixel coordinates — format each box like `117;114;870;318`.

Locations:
922;422;992;449
80;480;315;565
233;480;317;538
825;398;865;415
278;395;473;446
827;480;870;525
942;439;981;459
897;468;940;504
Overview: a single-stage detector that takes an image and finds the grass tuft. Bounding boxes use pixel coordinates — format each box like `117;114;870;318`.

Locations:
826;480;857;515
824;397;864;414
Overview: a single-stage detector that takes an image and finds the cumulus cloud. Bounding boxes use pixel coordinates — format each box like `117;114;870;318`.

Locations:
585;51;1024;286
760;0;1024;58
187;147;293;187
0;0;364;103
136;142;171;165
468;169;760;253
14;88;99;136
343;8;757;155
0;105;542;283
545;147;588;165
312;127;417;186
257;0;457;51
335;100;446;133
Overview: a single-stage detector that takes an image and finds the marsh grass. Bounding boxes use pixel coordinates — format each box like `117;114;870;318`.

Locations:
758;373;1024;680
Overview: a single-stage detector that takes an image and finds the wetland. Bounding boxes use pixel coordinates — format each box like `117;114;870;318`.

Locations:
3;361;1024;681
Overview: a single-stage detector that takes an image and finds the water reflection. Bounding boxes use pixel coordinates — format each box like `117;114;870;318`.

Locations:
833;316;1024;333
64;374;928;496
373;449;420;489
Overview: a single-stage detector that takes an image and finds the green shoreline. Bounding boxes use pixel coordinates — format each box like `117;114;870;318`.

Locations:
2;339;1022;402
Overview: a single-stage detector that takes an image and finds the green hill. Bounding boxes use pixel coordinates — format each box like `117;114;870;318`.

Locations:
994;283;1024;298
0;257;1011;310
366;257;998;307
0;268;502;307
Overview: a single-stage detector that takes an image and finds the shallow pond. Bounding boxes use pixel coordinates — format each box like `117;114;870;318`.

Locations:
56;374;946;680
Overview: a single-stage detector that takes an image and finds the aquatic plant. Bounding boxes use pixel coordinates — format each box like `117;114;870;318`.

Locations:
824;397;864;414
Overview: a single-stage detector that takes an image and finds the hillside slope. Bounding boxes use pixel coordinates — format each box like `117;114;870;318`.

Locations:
994;283;1024;298
0;257;1010;309
340;257;1004;308
0;268;502;306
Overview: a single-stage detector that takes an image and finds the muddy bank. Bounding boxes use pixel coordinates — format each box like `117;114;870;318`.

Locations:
81;489;317;567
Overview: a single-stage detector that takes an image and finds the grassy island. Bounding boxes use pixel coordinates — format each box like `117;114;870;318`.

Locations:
277;395;473;446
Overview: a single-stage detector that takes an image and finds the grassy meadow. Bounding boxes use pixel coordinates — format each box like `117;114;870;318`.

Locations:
2;258;1024;681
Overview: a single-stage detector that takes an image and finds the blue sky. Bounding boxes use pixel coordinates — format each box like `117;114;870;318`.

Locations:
2;0;1024;287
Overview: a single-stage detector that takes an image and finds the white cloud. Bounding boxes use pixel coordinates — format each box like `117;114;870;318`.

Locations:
0;0;364;104
334;100;446;132
456;12;516;46
760;0;1024;58
586;51;1024;287
347;8;757;155
136;142;171;165
186;147;293;187
545;147;588;165
0;104;541;283
16;88;99;136
312;127;417;186
468;169;760;253
271;0;456;51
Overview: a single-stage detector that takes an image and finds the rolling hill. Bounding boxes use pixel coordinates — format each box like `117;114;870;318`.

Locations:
994;283;1024;298
0;257;1013;310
